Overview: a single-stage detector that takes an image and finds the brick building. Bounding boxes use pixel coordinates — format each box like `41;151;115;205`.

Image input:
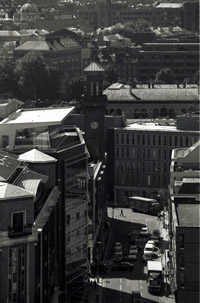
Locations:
104;83;200;119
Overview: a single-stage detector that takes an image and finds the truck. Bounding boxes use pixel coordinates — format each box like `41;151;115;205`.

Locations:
147;261;163;294
128;196;160;215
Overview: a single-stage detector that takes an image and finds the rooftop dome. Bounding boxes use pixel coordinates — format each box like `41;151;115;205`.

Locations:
21;1;38;13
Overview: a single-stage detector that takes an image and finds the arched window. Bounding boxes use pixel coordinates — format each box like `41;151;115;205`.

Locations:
160;108;168;118
153;108;159;118
169;108;175;119
134;108;140;118
141;108;148;118
180;108;187;114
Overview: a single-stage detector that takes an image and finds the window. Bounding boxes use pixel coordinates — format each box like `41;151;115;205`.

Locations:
2;135;9;148
179;253;185;268
122;147;124;158
179;234;184;249
76;212;80;220
174;136;177;146
132;134;135;145
126;134;129;144
169;136;172;146
116;134;119;144
126;148;129;158
180;272;185;288
116;147;119;158
153;135;156;145
148;135;150;145
158;136;161;146
12;212;25;233
121;134;124;144
180;136;183;147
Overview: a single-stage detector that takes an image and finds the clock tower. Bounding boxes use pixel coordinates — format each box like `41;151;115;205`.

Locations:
83;62;107;162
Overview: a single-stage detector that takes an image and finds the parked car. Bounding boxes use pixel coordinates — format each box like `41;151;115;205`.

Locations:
113;251;123;263
144;244;160;256
135;238;143;250
131;291;143;302
146;240;156;247
140;227;151;237
142;252;161;263
126;252;137;261
149;235;159;245
153;229;161;238
111;261;134;271
129;245;138;254
115;242;122;250
90;263;107;275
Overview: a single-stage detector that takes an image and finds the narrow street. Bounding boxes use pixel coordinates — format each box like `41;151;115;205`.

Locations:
87;207;175;303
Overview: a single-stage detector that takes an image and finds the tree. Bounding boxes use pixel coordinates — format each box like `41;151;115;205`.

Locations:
154;68;176;84
60;73;84;101
14;51;49;100
0;58;16;94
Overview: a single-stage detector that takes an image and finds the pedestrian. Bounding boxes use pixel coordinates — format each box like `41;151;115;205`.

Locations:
120;209;125;217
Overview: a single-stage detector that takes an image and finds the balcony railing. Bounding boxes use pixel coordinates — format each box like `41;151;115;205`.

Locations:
8;223;32;238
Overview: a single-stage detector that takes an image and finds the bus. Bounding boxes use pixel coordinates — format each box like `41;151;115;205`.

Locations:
128;196;160;215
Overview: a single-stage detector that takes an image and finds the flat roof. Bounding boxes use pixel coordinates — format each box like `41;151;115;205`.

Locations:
123;122;199;133
104;84;199;102
0;107;74;125
156;3;183;8
176;204;200;227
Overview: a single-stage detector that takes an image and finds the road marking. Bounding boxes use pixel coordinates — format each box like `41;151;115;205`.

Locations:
140;280;143;296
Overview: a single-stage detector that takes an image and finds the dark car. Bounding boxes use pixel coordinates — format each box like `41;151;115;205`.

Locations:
131;291;143;302
111;262;134;271
149;235;159;245
153;229;161;238
90;263;107;275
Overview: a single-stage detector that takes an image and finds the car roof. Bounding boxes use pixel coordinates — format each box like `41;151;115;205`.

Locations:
145;243;154;248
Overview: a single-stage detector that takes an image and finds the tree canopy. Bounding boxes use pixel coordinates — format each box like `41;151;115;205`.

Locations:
154;68;176;84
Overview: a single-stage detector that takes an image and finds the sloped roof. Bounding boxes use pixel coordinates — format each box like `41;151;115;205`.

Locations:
84;62;105;73
18;149;57;163
16;169;48;195
0;182;34;200
0;152;22;182
15;40;50;51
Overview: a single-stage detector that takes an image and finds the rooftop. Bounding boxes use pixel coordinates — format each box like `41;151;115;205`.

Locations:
18;148;57;163
156;3;183;9
0;152;22;182
122;121;199;133
176;204;200;227
1;107;74;125
84;62;105;73
0;182;34;200
104;84;199;102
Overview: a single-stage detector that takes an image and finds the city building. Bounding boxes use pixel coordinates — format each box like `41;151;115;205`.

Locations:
77;1;185;32
107;113;200;205
169;140;200;302
137;42;199;82
13;32;82;75
0;149;60;303
183;1;199;33
0;107;90;302
104;83;200;119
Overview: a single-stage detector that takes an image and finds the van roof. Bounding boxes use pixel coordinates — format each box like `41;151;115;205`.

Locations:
147;260;162;271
